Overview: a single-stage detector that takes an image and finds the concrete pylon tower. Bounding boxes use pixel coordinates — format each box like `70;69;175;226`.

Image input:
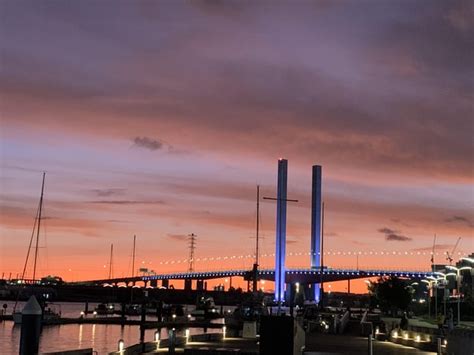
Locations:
274;159;288;304
310;165;322;302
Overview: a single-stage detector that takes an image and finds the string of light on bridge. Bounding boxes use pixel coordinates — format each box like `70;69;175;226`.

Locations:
155;250;469;266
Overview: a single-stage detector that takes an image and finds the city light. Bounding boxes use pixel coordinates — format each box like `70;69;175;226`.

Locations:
118;339;124;351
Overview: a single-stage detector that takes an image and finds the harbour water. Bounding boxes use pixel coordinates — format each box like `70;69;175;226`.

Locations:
0;301;224;354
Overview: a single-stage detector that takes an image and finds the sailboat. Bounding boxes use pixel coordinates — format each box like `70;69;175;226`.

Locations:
13;172;60;324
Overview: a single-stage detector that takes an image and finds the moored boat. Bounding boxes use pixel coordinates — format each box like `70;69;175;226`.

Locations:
13;302;61;325
94;303;115;315
191;296;221;319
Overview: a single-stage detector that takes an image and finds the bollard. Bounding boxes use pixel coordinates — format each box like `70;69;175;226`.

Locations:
118;339;124;352
19;296;42;355
367;334;373;355
140;300;146;352
437;338;442;355
157;300;163;322
155;329;161;351
168;328;176;354
120;303;126;322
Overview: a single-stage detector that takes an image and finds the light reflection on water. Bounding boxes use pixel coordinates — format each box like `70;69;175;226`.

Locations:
0;302;225;355
1;322;164;354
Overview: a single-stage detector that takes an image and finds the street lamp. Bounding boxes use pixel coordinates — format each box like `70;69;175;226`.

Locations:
446;265;473;325
428;276;441;318
434;272;449;317
421;279;437;319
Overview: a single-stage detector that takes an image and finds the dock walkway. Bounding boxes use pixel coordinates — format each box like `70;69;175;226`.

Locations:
305;333;436;355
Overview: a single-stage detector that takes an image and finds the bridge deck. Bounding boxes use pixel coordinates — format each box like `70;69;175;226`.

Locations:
79;268;433;286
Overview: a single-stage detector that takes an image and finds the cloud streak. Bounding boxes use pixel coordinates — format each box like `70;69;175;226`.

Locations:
166;234;188;242
445;216;474;228
90;188;126;197
132;137;164;151
87;200;165;205
378;227;412;242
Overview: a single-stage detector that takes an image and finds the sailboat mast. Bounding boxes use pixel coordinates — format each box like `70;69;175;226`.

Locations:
21;206;39;280
320;201;325;305
132;235;136;277
255;185;260;266
32;172;45;281
251;185;260;293
108;243;114;279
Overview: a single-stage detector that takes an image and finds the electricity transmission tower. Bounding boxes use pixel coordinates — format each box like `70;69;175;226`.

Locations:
188;233;197;272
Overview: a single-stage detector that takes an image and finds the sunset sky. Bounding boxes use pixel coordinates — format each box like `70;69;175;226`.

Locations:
0;1;472;292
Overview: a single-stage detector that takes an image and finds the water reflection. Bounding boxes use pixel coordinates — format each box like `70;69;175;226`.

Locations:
0;302;225;354
1;322;168;354
91;324;96;348
78;324;83;348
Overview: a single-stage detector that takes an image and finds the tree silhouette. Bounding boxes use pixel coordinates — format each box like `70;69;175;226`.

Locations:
369;276;412;315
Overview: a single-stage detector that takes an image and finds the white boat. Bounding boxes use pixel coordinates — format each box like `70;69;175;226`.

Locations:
13;303;61;325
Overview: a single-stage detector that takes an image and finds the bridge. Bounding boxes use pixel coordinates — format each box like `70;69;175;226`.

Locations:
78;267;434;289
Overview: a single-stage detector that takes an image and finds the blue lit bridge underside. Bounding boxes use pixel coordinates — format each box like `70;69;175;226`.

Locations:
143;268;433;283
83;268;434;286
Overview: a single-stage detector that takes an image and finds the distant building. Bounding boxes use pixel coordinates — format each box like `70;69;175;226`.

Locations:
456;253;473;295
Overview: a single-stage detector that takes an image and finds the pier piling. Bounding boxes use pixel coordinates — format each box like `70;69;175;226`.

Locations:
19;296;42;355
140;300;146;353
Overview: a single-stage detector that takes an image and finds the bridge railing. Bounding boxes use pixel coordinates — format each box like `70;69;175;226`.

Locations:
144;265;432;275
144;266;432;275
